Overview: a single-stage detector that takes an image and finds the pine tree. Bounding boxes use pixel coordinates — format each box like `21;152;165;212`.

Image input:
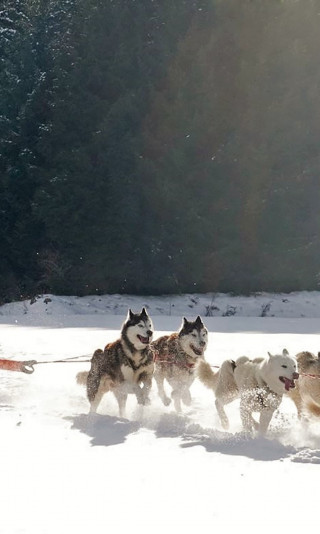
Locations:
0;0;38;301
34;0;213;295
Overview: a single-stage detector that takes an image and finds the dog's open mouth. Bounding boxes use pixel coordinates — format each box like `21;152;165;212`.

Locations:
190;344;203;356
279;376;296;391
137;335;150;344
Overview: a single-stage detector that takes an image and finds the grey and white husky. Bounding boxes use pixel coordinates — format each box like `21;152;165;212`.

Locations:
76;308;154;417
152;316;208;412
198;349;299;434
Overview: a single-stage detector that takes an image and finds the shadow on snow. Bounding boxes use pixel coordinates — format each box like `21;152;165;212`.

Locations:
64;410;320;463
67;413;141;447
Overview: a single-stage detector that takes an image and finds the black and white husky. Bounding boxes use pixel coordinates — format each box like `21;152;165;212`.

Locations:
152;316;208;412
77;308;154;417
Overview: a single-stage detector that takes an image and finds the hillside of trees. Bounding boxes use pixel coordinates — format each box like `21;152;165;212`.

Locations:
1;0;320;302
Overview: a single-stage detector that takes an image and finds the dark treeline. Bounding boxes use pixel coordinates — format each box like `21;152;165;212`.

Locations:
1;0;320;302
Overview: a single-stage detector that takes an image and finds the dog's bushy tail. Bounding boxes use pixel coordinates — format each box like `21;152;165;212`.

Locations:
197;360;219;391
76;371;89;386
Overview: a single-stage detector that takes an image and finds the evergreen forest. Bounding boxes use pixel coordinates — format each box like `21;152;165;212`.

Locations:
1;0;320;302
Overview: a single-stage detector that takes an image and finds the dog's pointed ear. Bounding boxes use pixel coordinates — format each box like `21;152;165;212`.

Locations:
195;315;203;325
267;352;273;358
128;309;135;320
282;348;289;356
141;307;148;318
180;317;189;331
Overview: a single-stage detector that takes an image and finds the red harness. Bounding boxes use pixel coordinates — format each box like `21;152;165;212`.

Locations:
152;350;196;370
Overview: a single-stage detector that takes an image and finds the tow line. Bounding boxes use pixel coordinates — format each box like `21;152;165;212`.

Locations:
0;355;91;374
1;357;320;379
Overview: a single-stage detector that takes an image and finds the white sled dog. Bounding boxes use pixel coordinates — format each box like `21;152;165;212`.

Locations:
152;316;208;412
76;308;154;416
288;351;320;419
197;349;299;434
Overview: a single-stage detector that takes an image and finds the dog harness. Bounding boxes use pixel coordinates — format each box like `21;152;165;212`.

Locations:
152;348;196;371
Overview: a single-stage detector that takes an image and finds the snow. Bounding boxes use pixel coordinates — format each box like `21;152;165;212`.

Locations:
1;291;320;534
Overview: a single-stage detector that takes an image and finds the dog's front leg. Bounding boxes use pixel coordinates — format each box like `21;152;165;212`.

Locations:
154;370;171;406
181;387;192;406
113;388;128;418
288;385;304;419
215;398;230;430
171;388;183;412
139;372;152;406
258;409;274;435
240;398;258;433
131;384;146;406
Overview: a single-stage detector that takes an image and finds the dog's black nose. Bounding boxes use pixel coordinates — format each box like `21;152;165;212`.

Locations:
147;330;153;337
200;341;206;347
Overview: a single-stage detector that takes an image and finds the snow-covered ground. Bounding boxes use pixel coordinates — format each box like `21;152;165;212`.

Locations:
1;292;320;534
3;290;320;324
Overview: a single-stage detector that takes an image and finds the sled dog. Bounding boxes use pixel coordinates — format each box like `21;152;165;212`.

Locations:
197;349;299;434
152;316;208;412
288;351;320;418
76;308;154;416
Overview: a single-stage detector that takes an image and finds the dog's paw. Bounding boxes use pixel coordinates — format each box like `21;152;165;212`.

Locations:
221;420;230;431
137;396;151;406
182;391;192;406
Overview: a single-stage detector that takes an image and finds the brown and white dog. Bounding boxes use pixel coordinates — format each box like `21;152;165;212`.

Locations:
288;351;320;419
77;308;154;417
152;316;208;412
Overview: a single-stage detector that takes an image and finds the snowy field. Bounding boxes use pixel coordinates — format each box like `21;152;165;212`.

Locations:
1;292;320;534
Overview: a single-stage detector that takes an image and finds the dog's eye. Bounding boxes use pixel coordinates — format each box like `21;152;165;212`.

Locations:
192;333;197;337
281;365;287;368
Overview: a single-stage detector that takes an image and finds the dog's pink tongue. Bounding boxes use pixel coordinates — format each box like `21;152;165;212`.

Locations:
283;377;294;391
